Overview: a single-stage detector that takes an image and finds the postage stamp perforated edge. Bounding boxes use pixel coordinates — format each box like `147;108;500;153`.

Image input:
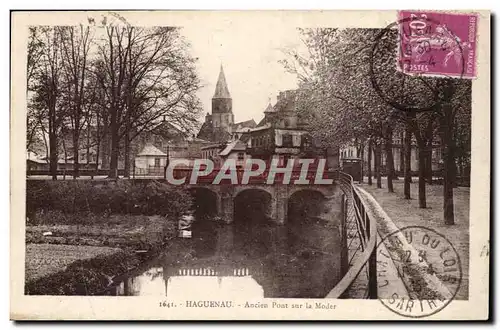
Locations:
396;10;479;79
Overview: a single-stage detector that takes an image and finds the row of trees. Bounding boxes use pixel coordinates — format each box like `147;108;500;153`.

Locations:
27;18;202;179
281;28;471;225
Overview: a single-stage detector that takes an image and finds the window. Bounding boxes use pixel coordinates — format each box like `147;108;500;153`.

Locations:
282;134;293;147
237;152;245;161
154;158;161;167
302;135;311;147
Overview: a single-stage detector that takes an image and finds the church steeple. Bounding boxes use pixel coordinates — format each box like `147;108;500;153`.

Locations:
213;65;231;99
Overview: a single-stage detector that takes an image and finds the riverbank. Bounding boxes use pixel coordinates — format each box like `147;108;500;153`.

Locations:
25;244;121;282
25;246;149;295
25;213;179;295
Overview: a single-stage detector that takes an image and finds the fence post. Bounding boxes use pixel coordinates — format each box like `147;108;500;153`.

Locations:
340;194;349;276
368;237;378;299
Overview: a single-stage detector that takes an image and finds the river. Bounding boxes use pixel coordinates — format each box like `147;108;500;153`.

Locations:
106;201;342;298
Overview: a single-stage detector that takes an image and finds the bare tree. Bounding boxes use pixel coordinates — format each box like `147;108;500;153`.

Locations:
59;25;93;178
94;25;201;178
31;27;64;180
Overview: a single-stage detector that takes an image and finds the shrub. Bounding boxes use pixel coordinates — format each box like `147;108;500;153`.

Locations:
26;180;193;218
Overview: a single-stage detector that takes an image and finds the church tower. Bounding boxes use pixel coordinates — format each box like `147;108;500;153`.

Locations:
211;65;234;130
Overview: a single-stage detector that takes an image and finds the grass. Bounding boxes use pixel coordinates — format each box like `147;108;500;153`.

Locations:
361;178;470;300
25;244;121;282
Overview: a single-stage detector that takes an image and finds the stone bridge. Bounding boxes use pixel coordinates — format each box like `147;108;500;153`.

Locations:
185;182;342;224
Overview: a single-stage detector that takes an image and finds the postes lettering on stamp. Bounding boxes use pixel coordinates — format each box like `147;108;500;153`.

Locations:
397;11;478;79
369;12;476;113
377;226;462;318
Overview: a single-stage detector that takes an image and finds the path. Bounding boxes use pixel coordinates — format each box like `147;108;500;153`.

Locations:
360;179;469;300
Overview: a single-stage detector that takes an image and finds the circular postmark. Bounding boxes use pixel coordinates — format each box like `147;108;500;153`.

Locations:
376;225;462;318
369;14;467;113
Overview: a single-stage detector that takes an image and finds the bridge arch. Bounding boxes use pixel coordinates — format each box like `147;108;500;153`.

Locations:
233;188;275;226
287;189;327;222
187;186;221;221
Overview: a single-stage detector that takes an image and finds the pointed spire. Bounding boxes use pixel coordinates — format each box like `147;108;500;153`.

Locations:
264;100;275;113
213;65;231;99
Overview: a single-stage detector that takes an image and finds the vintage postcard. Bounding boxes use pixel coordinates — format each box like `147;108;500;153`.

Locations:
10;10;490;320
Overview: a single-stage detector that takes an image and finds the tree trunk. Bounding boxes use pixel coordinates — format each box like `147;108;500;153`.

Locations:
441;114;456;225
95;112;101;176
375;142;382;188
123;105;132;178
372;146;376;180
404;123;412;199
124;136;130;178
367;139;372;185
385;134;394;193
49;130;58;180
72;130;80;179
62;130;68;181
86;120;91;168
425;146;433;185
48;102;58;181
359;142;364;183
39;118;50;169
417;146;427;208
101;116;110;170
399;131;405;174
108;110;119;179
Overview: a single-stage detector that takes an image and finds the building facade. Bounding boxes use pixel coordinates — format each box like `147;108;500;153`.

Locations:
339;135;444;175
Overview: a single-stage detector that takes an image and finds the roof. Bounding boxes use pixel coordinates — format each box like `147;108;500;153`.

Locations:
137;144;168;157
197;122;232;143
27;151;46;163
213;65;231;99
219;140;247;156
149;121;186;141
264;103;275;113
232;119;257;131
249;123;272;132
187;136;211;143
201;143;224;151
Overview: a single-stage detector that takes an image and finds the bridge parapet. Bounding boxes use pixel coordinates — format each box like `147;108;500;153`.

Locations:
170;168;339;185
175;267;252;277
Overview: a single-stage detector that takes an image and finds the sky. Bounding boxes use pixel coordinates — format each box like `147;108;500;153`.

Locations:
180;21;304;124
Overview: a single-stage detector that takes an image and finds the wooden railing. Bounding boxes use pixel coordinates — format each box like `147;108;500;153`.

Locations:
326;171;377;299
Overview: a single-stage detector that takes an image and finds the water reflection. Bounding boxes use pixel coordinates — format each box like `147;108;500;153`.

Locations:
109;203;342;298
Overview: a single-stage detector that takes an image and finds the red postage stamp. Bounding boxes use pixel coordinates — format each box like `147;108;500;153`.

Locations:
397;11;478;78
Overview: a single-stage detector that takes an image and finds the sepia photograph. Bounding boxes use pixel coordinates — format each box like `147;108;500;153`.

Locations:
11;10;490;320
